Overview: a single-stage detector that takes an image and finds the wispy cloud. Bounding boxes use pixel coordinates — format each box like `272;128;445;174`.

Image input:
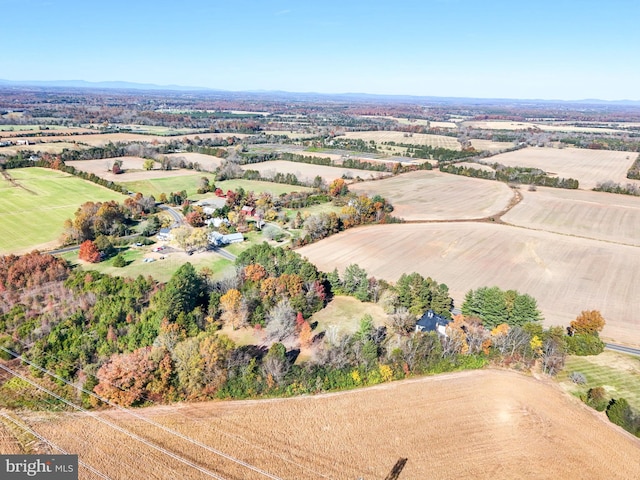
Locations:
275;9;291;16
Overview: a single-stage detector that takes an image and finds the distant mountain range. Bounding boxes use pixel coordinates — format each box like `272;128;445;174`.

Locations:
1;78;639;106
0;78;211;92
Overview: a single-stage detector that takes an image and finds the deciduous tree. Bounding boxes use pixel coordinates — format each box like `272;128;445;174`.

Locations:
570;310;606;335
79;240;101;263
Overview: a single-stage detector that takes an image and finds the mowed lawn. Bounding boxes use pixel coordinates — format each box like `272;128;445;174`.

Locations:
121;175;312;199
120;173;218;198
558;351;640;411
60;248;234;283
0;168;125;254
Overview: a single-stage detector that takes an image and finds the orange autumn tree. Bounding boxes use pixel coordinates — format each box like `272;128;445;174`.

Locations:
219;288;246;329
78;240;101;263
570;310;606;335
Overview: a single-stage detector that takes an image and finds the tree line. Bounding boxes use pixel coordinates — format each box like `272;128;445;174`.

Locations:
440;162;580;189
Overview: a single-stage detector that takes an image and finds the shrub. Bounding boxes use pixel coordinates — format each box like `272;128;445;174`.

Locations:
569;371;587;385
566;333;605;356
606;398;637;434
586;386;608;412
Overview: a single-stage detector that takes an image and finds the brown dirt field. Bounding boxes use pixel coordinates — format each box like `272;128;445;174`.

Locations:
0;142;85;156
469;139;515;152
297;222;640;345
22;370;640;479
488;147;638;190
241;160;389;183
165;152;225;171
503;186;640;246
68;157;202;182
462;120;625;134
0;421;22;454
342;131;462;150
349;170;513;220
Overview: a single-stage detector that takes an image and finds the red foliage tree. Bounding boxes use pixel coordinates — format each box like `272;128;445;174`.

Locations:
94;348;156;406
0;252;69;291
78;240;101;263
185;210;205;227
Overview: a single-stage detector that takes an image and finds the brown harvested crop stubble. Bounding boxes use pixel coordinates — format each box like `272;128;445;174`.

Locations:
22;370;640;479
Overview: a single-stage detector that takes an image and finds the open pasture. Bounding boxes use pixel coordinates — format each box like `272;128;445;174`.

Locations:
24;369;640;479
67;156;204;183
1;132;251;148
0;168;125;254
469;139;515;152
0;126;92;138
263;130;317;140
241;160;388;184
503;186;640;246
120;173;217;197
488;146;638;190
298;222;640;345
62;248;233;283
349;170;513;220
341;130;462;150
311;295;388;336
165;152;226;171
214;179;312;197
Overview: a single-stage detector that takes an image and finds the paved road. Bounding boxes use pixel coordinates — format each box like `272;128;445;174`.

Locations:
210;246;237;261
605;343;640;357
158;204;183;227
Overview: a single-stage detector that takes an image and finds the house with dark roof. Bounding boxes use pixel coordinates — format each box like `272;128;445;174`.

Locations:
415;310;450;336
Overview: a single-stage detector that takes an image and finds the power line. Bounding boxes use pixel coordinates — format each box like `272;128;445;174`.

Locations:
2;344;328;479
0;412;113;480
0;363;228;480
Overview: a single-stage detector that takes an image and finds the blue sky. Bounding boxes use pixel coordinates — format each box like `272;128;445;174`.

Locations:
1;0;639;100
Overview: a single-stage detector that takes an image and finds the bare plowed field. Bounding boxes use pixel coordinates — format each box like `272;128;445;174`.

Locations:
298;223;640;345
241;160;388;183
341;131;462;150
463;120;625;134
24;370;640;479
0;142;86;156
488;147;638;189
0;422;22;454
503;186;640;246
469;139;515;152
349;170;513;220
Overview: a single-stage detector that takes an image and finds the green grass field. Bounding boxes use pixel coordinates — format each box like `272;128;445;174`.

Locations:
60;247;234;283
119;174;218;198
0;125;71;131
119;125;205;136
311;295;388;336
214;179;313;197
122;176;312;200
0;168;126;254
557;351;640;411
